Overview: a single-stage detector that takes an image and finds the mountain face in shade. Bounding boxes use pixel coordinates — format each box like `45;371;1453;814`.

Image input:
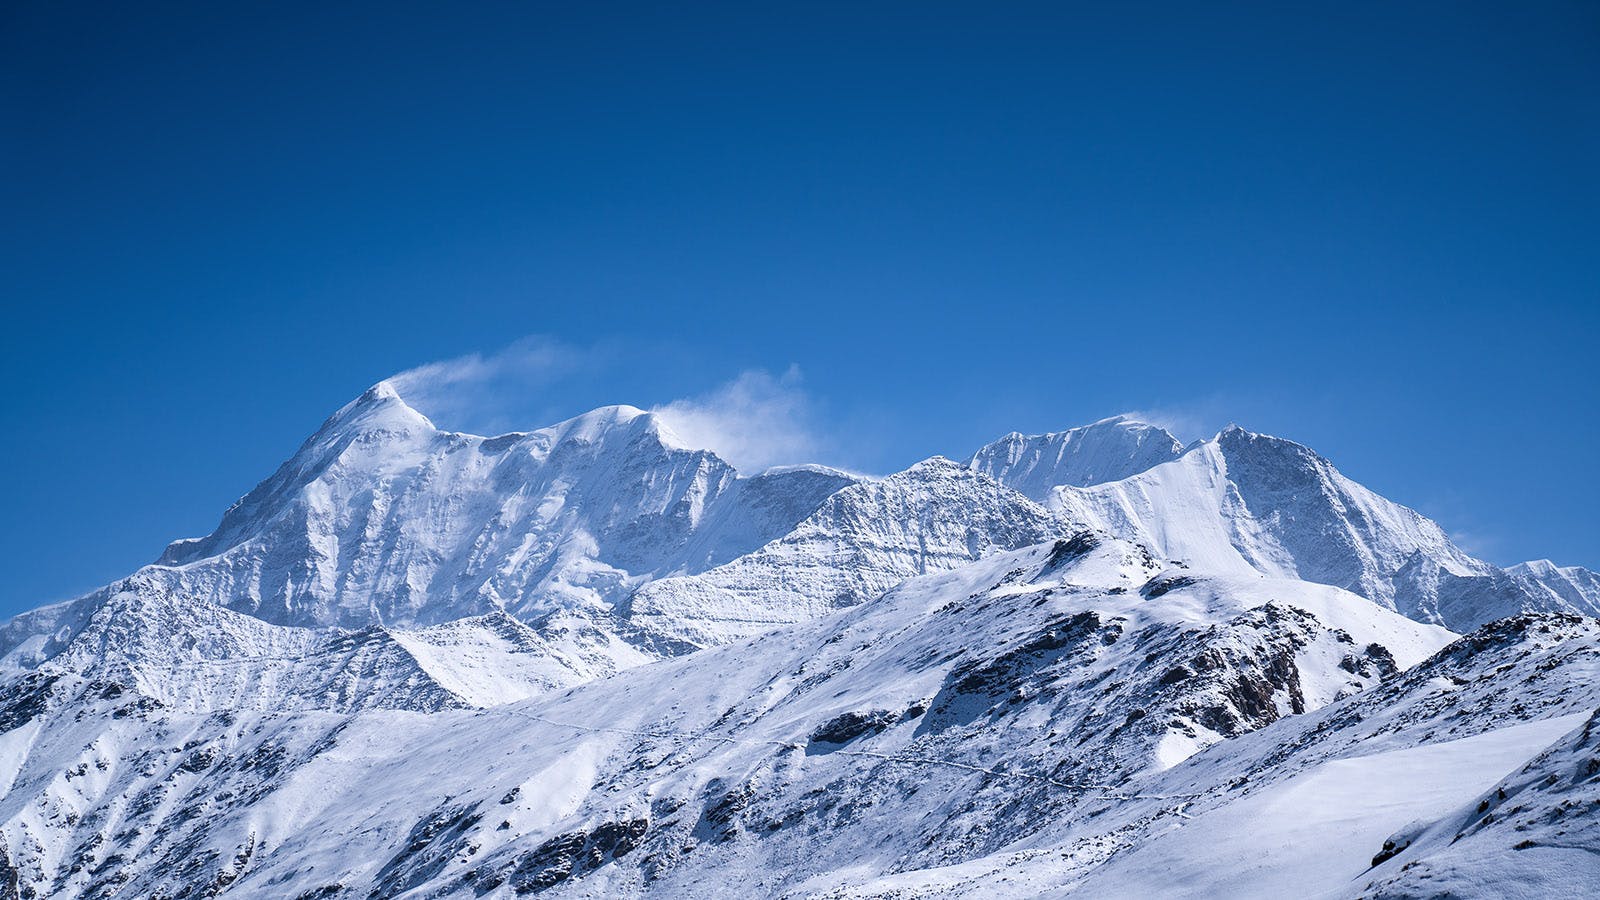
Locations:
0;385;1596;898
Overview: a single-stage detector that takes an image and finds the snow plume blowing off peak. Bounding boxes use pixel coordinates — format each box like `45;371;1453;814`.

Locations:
384;336;584;435
382;338;825;473
649;366;823;473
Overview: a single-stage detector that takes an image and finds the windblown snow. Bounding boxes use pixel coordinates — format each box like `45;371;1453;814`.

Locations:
0;382;1595;898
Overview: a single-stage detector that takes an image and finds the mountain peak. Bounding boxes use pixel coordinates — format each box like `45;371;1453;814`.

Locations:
1510;559;1558;576
320;379;438;440
364;378;403;403
970;416;1184;499
540;403;654;441
1211;423;1319;459
905;455;966;474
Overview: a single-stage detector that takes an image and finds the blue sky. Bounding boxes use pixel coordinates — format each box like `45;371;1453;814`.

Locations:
3;2;1596;615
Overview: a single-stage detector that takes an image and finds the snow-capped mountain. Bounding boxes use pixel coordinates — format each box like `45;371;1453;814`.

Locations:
967;415;1184;494
0;383;857;682
979;422;1600;630
0;386;1595;898
0;535;1463;898
152;382;857;630
625;457;1062;648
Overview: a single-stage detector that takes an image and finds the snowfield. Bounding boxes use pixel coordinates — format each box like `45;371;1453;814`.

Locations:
0;383;1595;898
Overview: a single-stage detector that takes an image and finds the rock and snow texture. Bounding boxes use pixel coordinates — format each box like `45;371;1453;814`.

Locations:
0;537;1467;898
0;386;1596;898
967;415;1184;494
984;423;1600;630
150;382;856;630
625;458;1063;647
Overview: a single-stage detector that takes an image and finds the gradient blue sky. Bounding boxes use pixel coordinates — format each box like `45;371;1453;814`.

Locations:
3;2;1597;616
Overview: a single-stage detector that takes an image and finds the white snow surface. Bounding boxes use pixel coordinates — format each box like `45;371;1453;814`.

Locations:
0;390;1596;898
967;415;1184;495
1022;426;1600;629
145;383;858;630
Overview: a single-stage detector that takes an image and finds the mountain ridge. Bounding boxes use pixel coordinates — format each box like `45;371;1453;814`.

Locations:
0;386;1596;898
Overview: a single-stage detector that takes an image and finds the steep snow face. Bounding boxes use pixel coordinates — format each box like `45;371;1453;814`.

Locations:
9;581;629;714
1357;707;1600;899
829;613;1600;899
0;535;1461;899
968;416;1184;496
624;458;1065;647
1041;427;1600;629
135;383;855;630
1509;558;1600;612
388;611;651;707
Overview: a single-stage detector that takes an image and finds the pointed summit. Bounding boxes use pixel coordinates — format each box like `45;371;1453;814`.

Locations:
970;416;1183;499
322;379;437;435
130;383;858;631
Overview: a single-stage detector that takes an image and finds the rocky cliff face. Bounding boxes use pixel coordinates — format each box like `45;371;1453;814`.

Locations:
626;457;1064;647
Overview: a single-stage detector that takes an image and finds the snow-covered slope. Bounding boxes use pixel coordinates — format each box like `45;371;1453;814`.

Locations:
625;458;1064;647
1356;706;1600;899
0;535;1466;898
967;415;1184;494
0;395;1596;899
8;581;640;716
825;613;1600;899
1018;425;1600;629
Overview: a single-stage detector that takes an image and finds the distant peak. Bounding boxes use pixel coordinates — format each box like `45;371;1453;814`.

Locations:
970;415;1185;495
318;380;437;439
904;455;966;475
1212;423;1316;452
558;403;652;427
1001;415;1178;441
365;379;403;403
755;462;863;481
1088;413;1153;429
527;404;724;461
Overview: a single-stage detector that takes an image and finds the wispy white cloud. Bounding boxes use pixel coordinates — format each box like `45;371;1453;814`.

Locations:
1114;393;1261;442
385;339;827;470
1115;407;1215;441
386;336;587;433
652;366;821;472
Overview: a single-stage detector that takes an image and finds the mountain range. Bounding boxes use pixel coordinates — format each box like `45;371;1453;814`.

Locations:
0;383;1595;898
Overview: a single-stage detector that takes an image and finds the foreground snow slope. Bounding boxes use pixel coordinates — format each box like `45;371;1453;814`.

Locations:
825;613;1600;899
1356;707;1600;899
1072;714;1590;899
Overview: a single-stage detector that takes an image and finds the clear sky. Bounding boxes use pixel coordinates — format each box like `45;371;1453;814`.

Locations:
3;2;1597;616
